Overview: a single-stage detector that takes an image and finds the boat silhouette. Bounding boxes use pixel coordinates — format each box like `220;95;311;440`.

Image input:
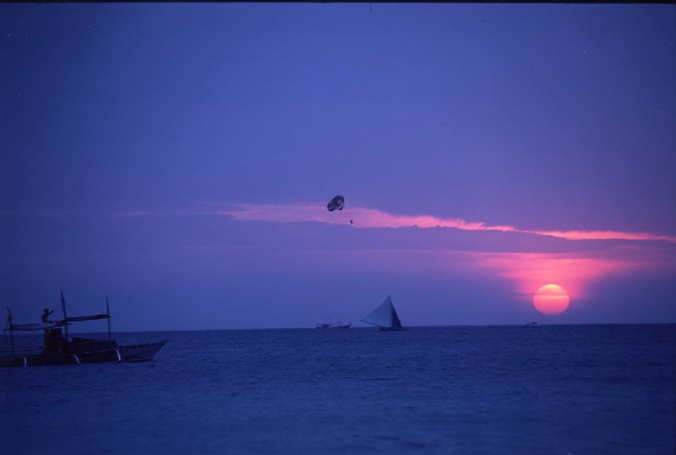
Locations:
1;293;166;367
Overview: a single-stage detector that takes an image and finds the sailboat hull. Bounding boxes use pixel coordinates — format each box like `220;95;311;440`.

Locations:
377;326;404;331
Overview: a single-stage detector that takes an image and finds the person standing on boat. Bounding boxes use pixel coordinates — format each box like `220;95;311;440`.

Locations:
41;308;63;353
41;308;54;323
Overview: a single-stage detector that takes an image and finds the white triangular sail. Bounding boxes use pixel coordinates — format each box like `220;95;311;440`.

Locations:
361;296;402;329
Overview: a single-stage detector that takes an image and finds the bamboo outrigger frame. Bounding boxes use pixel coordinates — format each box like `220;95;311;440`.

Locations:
2;292;166;367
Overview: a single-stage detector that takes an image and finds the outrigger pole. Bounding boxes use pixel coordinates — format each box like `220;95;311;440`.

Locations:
106;297;111;341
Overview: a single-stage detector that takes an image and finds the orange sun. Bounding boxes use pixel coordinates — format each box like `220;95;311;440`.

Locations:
533;284;570;315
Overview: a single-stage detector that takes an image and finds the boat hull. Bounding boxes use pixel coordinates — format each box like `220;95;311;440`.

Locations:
316;324;352;329
119;341;166;362
0;341;167;367
377;326;404;331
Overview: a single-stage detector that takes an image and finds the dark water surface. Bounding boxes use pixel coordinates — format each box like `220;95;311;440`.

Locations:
2;325;675;454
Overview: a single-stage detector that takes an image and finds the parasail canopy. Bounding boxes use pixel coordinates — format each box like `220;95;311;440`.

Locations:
327;195;345;212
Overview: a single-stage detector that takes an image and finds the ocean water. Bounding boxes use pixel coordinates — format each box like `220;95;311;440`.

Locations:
1;325;674;455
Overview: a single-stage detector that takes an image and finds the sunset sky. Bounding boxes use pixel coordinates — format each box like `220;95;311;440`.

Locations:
3;4;675;330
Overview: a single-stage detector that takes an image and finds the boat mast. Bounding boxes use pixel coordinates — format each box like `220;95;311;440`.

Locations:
106;297;111;341
60;291;69;342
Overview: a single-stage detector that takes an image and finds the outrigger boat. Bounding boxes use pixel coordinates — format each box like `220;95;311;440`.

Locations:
1;293;166;367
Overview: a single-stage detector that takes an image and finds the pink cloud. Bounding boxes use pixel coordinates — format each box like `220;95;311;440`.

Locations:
219;203;676;244
325;248;669;303
216;203;519;232
113;203;676;305
528;229;676;243
111;203;676;244
461;251;653;300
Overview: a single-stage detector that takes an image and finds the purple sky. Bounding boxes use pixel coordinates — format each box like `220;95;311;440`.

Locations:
3;4;676;331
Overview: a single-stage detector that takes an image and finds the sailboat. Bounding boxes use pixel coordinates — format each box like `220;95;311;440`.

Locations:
360;296;404;331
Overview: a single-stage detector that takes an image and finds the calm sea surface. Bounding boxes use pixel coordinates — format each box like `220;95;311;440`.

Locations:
2;325;675;454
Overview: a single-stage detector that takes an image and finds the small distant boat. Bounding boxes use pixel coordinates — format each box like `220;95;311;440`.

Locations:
361;296;404;331
1;293;166;368
524;322;538;327
315;323;352;329
333;323;352;329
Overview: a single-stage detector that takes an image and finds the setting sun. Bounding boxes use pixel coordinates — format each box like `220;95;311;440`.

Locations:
533;284;570;315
